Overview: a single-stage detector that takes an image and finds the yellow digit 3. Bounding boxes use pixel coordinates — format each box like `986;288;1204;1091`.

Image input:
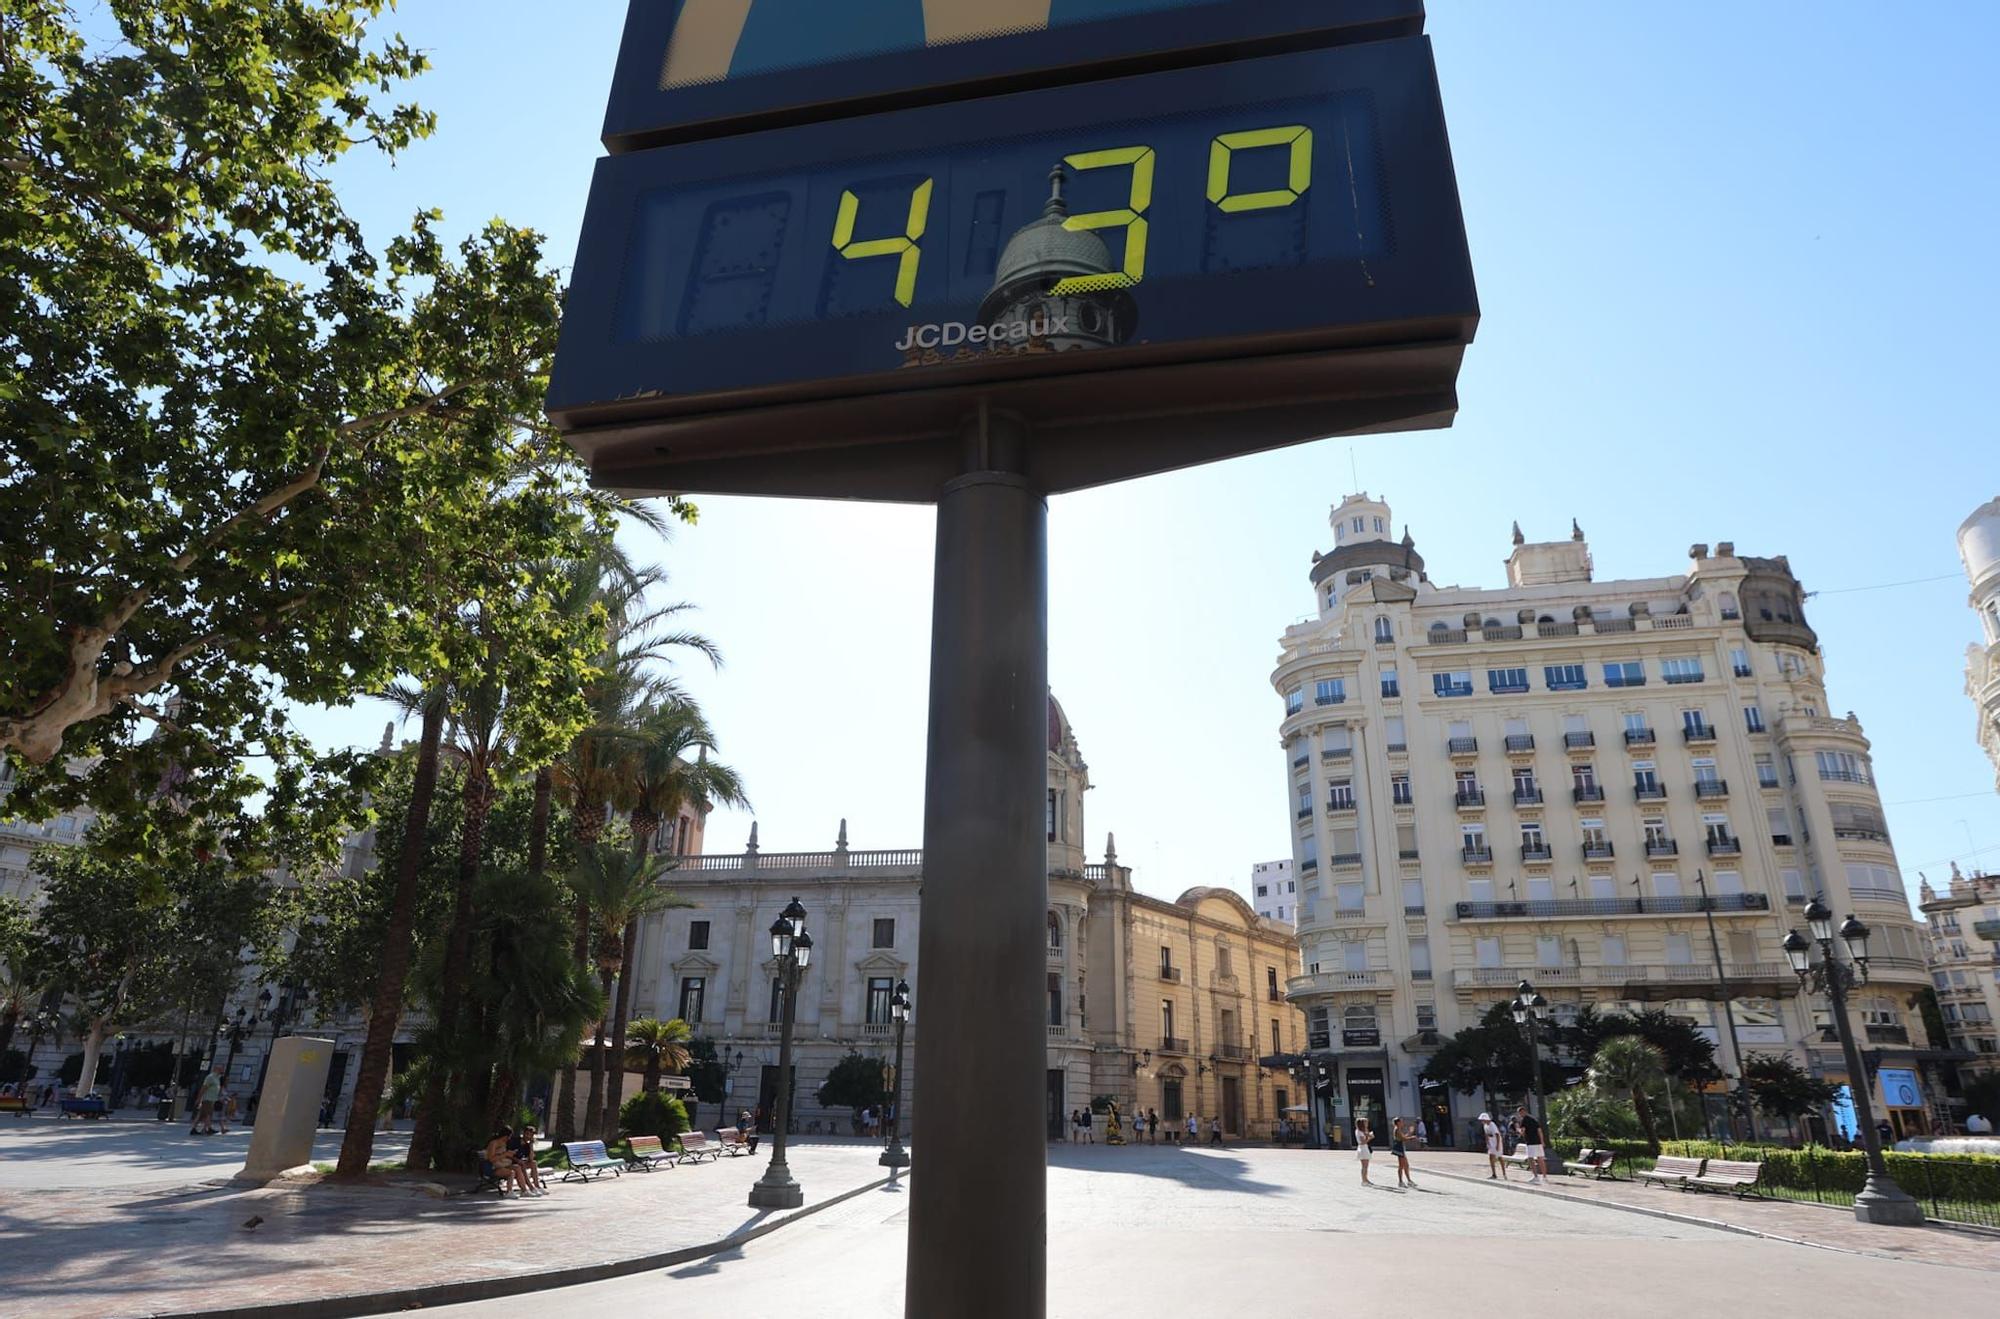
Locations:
832;178;935;308
1051;145;1155;296
1207;125;1314;213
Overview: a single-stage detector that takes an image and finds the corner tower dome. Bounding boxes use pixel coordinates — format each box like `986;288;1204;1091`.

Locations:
1331;492;1393;547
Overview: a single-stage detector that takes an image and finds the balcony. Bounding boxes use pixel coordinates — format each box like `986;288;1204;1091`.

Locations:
1326;798;1357;815
1564;731;1596;749
1865;1024;1911;1045
1683;724;1717;744
1159;1036;1190;1054
1451;961;1793;992
1391;790;1413;807
1299;859;1319;875
1296;808;1312;820
1819;768;1874;786
1461;846;1494;866
1322;747;1353;762
1634;784;1667;801
1645;840;1679;858
1582;842;1616;861
1707;836;1743;856
1973;919;2000;941
1663;671;1706;685
1513;788;1544;806
1733;664;1752;677
1447;737;1479;757
1573;785;1605;804
1769;834;1793;848
1159;967;1183;983
1454;790;1486;811
1624;728;1656;746
1454;893;1769;920
1404;902;1426;916
1386;741;1407;754
1483;624;1525;641
1834;827;1892;845
1595;618;1638;635
1292;754;1309;769
1504;734;1536;753
1694;779;1730;799
1398;848;1421;862
1757;775;1782;791
1430;628;1469;645
1329;852;1363;868
1520;844;1553;863
1287;969;1383;997
1048;1024;1071;1039
1315;694;1347;707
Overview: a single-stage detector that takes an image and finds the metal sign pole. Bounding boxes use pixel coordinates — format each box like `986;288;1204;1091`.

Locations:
906;409;1048;1319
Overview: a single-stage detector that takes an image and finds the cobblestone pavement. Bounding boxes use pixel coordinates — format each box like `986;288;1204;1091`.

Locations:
0;1125;893;1319
433;1144;1997;1318
0;1112;411;1190
1405;1149;2000;1271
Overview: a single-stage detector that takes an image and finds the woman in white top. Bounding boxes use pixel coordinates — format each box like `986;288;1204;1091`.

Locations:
1479;1111;1506;1180
1354;1117;1375;1185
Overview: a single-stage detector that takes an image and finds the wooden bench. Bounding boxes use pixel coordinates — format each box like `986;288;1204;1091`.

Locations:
626;1134;679;1170
0;1095;32;1116
58;1096;109;1120
1687;1158;1764;1198
676;1131;721;1163
1562;1148;1620;1180
1638;1155;1705;1189
559;1139;624;1182
714;1126;753;1156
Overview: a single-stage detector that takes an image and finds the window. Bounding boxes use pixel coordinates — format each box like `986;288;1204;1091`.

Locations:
1307;1006;1330;1048
1374;616;1394;643
1505;716;1530;741
1468;877;1495;903
1545;663;1587;691
768;977;786;1023
1536;935;1562;968
1047;789;1058;841
1354;516;1366;532
1580;819;1608;849
1714;870;1743;896
1816;750;1870;784
1384;716;1406;750
1845;862;1901;895
1337;882;1363;913
1462;823;1488;852
678;976;706;1024
1654;872;1682;898
1047;973;1063;1027
1527;875;1554;902
1633;761;1659;792
869;977;895;1025
1316;677;1346;706
1730;646;1751;677
1322;726;1353;757
1778;652;1805;676
1720;592;1741;621
1692;757;1720;786
1767;806;1791;845
1396;821;1417;857
1162;1000;1176;1039
1328;779;1355;810
1344;1003;1376;1034
1297;783;1311;814
1416;1002;1438;1032
1643;819;1671;848
1299;838;1318;871
1272;1019;1284;1054
1488;667;1529;693
1381;666;1401;698
1589;874;1617;901
1402;878;1425;912
1217;944;1234;978
1160;946;1175;976
873;917;896;949
1743;704;1765;733
1573;763;1598;791
1330;826;1360;861
1512;766;1539;799
1475;936;1502;968
1373;516;1385;533
1434;670;1474;697
1682;708;1710;736
1603;661;1645;687
1047;911;1062;949
1284;686;1303;716
1623;711;1650;736
1455;768;1480;796
1665;933;1694;965
1408;938;1433;977
1601;935;1628;966
1756;753;1779;788
1256;885;1269;898
1343;941;1368;973
1661;656;1705;684
1267;966;1279;1001
688;920;710;950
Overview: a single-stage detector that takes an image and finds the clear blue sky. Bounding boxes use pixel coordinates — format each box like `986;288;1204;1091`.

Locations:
291;1;2000;905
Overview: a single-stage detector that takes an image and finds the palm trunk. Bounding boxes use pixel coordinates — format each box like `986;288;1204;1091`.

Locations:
584;965;614;1136
643;1053;662;1094
604;922;638;1129
1631;1086;1661;1152
336;691;447;1177
554;804;604;1143
408;761;494;1171
527;767;553;880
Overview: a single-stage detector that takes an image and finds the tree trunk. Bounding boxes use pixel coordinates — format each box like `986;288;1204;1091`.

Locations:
407;761;494;1171
553;804;604;1143
643;1052;661;1094
1631;1086;1661;1152
0;1002;19;1064
75;1017;109;1095
584;966;614;1137
604;920;638;1129
527;767;553;880
336;691;447;1177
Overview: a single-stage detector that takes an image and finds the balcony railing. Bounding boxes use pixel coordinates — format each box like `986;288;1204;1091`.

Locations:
1292;754;1309;769
1504;734;1536;752
1819;768;1875;786
1520;845;1553;862
1296;808;1312;820
1865;1024;1910;1045
1634;784;1667;801
1594;618;1637;634
1455;790;1486;809
1683;724;1717;744
1299;859;1319;875
1707;837;1743;856
1537;621;1580;637
1330;852;1363;868
1972;919;2000;941
1454;893;1770;920
1564;731;1595;749
1663;671;1706;685
1159;1036;1190;1054
1582;842;1616;860
1322;747;1353;762
1386;741;1407;754
1834;827;1892;844
1452;961;1790;990
1573;785;1605;803
1461;846;1494;865
1217;1044;1252;1061
1513;788;1544;805
1287;969;1383;996
1624;728;1656;746
1483;625;1525;642
1327;798;1357;814
1448;737;1479;756
1645;840;1679;858
1398;848;1421;861
1695;779;1730;799
1770;834;1794;848
1159;967;1183;983
1047;1024;1069;1039
1391;791;1413;807
1733;664;1753;677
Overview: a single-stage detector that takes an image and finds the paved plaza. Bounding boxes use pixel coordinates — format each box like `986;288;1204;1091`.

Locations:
3;1120;1992;1318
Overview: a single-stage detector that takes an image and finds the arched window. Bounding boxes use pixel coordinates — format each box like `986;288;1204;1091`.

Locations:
1047;910;1062;950
1482;616;1503;630
1429;621;1449;636
1374;616;1393;642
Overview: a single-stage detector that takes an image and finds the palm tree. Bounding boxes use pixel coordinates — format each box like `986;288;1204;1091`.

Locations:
570;843;693;1137
1588;1035;1668;1152
625;1017;694;1093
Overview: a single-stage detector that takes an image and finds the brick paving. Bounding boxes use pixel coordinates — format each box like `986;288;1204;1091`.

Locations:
1406;1149;2000;1271
0;1132;894;1319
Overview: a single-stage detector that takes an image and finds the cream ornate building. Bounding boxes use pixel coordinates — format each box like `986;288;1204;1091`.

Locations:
1918;866;2000;1082
1960;496;2000;794
1272;494;1936;1143
641;695;1306;1140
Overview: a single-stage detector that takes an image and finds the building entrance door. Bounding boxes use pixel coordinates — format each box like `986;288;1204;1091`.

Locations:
1046;1069;1066;1142
1419;1079;1453;1147
1220;1076;1242;1136
1346;1067;1386;1142
757;1064;796;1133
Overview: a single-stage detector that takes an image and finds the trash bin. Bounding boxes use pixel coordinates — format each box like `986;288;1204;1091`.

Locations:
156;1098;174;1122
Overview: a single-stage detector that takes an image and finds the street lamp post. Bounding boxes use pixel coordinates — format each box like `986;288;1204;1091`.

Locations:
1510;980;1549;1132
749;899;812;1209
881;979;911;1168
1783;900;1923;1226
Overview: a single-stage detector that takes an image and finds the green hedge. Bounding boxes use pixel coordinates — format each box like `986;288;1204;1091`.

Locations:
1552;1138;2000;1207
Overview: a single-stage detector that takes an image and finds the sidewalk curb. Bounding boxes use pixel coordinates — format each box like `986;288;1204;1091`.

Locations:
154;1168;906;1319
1412;1163;1858;1257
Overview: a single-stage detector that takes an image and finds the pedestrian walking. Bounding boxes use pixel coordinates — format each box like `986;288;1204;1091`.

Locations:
1147;1108;1161;1145
1079;1105;1094;1144
1391;1117;1417;1188
1354;1116;1375;1185
1514;1105;1546;1183
1130;1109;1145;1143
1185;1113;1198;1144
218;1088;237;1134
189;1068;220;1135
1207;1116;1222;1147
1416;1117;1428;1148
1479;1111;1506;1179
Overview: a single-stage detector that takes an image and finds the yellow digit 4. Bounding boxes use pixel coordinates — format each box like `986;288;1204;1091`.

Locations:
1208;125;1314;214
1050;145;1155;296
832;178;935;308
